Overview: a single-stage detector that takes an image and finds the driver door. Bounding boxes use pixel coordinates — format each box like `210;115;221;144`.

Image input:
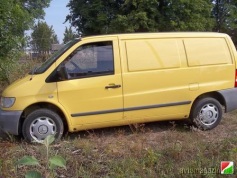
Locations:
56;38;124;128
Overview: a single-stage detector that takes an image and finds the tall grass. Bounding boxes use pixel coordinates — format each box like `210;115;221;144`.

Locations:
1;125;236;177
0;56;41;93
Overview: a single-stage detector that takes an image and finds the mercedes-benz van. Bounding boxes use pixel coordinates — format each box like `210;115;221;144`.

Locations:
1;32;237;142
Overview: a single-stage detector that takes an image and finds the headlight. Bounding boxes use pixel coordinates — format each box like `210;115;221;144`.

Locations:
0;97;15;108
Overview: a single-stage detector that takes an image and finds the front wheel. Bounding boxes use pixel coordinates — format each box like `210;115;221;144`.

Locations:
22;109;64;143
190;97;223;130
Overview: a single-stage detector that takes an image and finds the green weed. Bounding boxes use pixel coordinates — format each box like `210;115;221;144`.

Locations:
16;135;66;178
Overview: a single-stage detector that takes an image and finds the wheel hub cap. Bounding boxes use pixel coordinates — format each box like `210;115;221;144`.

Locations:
30;117;56;142
199;103;219;126
205;110;213;119
38;125;48;134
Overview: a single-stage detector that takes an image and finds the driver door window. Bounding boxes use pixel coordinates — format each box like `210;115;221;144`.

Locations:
65;41;114;79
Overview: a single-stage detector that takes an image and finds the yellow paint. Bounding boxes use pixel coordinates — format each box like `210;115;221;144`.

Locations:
125;39;181;71
184;38;232;66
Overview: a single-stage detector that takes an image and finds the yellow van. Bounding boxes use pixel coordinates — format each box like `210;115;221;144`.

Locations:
1;32;237;142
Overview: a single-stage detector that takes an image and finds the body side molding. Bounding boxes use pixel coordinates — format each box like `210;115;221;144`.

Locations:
71;101;191;117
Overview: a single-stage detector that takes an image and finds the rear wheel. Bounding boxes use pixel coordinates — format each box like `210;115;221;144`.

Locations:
190;97;223;130
22;109;64;142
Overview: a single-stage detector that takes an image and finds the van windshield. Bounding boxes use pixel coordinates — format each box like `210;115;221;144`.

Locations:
32;39;80;74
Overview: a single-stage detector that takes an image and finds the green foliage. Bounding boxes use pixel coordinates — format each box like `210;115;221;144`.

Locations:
63;27;78;44
16;156;40;166
20;0;51;20
160;0;214;31
0;0;52;83
31;21;59;55
0;52;41;84
0;0;51;59
16;135;66;178
111;0;161;33
0;0;29;59
43;133;55;145
212;0;237;32
49;156;67;170
51;33;59;44
66;0;215;35
25;171;42;178
66;0;124;35
212;0;237;44
0;52;21;84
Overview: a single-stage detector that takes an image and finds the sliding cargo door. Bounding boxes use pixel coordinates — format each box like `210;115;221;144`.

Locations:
120;38;193;123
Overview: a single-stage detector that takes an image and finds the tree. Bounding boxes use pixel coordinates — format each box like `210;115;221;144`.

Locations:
212;0;237;32
66;0;214;35
0;0;51;59
66;0;124;35
52;33;59;44
63;27;77;44
159;0;214;31
20;0;51;19
31;21;59;55
211;0;237;44
0;0;29;59
0;0;52;82
0;0;29;82
110;0;161;33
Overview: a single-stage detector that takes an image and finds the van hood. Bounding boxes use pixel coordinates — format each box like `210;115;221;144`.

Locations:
2;74;53;97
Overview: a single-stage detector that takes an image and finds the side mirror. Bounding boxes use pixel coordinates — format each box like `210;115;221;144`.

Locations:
57;64;68;81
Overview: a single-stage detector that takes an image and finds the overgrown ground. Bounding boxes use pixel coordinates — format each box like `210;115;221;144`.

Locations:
0;59;236;177
0;111;236;178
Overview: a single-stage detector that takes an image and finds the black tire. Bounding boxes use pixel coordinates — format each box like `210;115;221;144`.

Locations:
22;109;64;143
190;97;223;130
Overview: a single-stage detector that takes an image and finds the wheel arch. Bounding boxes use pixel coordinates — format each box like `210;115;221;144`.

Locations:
19;102;69;135
191;91;225;115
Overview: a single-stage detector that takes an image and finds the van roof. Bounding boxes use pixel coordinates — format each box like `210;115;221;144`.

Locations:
81;32;229;40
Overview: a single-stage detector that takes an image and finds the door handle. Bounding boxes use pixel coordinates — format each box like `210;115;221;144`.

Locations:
105;84;121;89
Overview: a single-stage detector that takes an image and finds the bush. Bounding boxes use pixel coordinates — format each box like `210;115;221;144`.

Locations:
0;53;41;85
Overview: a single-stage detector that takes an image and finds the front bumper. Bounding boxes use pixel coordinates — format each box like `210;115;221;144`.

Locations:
0;109;22;135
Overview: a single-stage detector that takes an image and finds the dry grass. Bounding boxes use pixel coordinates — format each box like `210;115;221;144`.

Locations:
0;114;236;177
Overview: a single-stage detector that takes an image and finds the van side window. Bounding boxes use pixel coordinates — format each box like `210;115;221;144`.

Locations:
64;41;114;79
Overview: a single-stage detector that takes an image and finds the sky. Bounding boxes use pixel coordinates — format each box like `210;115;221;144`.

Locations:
44;0;72;43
